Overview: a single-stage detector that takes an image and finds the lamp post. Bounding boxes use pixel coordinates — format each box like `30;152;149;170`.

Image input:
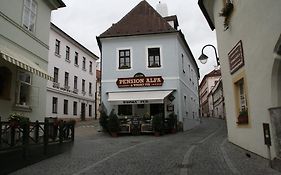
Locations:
198;44;220;66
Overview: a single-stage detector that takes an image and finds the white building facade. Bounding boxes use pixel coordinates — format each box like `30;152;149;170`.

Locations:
97;1;200;131
46;23;98;120
199;69;221;117
0;0;65;121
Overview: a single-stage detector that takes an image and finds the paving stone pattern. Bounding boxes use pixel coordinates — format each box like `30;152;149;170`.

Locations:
10;118;281;175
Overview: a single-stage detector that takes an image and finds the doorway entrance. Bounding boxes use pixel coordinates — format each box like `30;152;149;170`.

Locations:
81;103;86;121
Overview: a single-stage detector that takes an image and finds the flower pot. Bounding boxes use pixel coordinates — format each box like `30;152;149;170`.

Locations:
171;128;177;134
111;132;118;137
237;114;248;124
154;132;160;137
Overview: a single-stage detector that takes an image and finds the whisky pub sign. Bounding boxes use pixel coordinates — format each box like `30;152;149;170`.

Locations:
228;40;245;74
116;76;164;88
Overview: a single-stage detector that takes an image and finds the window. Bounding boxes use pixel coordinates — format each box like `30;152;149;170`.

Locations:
238;80;247;110
16;71;31;106
89;61;92;73
66;46;70;61
53;67;59;83
73;101;77;115
63;99;68;114
82;57;86;70
118;105;132;115
119;49;131;69
89;104;92;117
182;54;185;73
148;48;161;67
64;72;69;87
52;97;58;114
235;78;248;124
22;0;37;32
74;76;78;89
55;39;60;55
74;52;79;66
82;79;85;92
89;82;92;95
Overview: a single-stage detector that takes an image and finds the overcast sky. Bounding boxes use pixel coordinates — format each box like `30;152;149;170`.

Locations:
51;0;218;78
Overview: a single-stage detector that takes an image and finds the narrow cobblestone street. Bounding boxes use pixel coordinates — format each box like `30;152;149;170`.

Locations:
10;118;280;175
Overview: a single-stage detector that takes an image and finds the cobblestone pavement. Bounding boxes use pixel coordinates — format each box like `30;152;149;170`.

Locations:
10;118;281;175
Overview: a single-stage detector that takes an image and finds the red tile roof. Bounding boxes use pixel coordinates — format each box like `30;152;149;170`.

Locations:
99;0;176;38
199;69;221;88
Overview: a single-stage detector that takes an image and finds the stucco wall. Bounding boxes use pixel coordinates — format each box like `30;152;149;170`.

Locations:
0;1;54;121
211;0;281;158
46;27;97;119
100;33;199;130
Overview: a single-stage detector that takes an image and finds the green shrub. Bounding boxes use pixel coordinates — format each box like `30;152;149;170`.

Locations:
168;112;177;129
107;109;120;133
9;113;29;127
152;113;164;133
99;110;108;131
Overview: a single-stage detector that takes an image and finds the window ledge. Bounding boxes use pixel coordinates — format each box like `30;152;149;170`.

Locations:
54;53;61;58
82;68;87;71
119;67;131;70
148;66;161;68
13;104;32;112
75;64;79;68
65;59;71;63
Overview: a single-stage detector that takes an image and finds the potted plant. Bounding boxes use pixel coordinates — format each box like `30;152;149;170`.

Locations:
9;113;29;128
99;110;108;132
107;109;120;137
152;113;164;136
168;112;177;133
219;1;234;30
237;109;248;124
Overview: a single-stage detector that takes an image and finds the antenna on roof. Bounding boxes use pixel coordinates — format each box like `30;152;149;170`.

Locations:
156;1;168;17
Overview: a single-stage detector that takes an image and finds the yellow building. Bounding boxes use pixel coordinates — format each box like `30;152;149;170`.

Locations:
198;0;281;159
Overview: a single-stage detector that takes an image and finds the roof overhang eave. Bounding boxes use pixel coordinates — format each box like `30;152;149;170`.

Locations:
198;0;215;31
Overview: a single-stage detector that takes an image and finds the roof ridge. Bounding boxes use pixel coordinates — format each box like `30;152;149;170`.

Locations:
99;0;176;38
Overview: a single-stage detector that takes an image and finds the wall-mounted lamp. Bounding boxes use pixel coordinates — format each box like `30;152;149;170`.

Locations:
198;44;220;66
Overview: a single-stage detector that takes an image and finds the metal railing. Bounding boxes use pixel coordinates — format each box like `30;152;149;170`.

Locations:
0;117;75;157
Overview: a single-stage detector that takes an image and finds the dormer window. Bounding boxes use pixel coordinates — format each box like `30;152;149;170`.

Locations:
148;48;161;68
119;49;131;69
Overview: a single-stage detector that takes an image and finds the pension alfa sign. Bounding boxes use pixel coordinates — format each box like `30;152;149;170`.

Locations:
116;76;164;88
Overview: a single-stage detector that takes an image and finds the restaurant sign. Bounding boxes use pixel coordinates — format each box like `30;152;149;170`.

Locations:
228;40;244;74
116;76;164;88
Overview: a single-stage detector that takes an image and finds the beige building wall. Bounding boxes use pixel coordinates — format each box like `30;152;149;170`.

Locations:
203;0;281;158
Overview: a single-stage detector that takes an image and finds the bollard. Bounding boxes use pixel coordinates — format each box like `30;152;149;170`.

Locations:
0;117;2;146
59;120;64;144
34;120;39;143
71;123;75;142
44;118;49;155
22;123;29;159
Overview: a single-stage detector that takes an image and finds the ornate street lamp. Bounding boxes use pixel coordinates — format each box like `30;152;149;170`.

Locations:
198;44;220;66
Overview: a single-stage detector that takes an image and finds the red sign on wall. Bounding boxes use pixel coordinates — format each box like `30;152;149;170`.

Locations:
116;76;164;88
228;40;244;74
